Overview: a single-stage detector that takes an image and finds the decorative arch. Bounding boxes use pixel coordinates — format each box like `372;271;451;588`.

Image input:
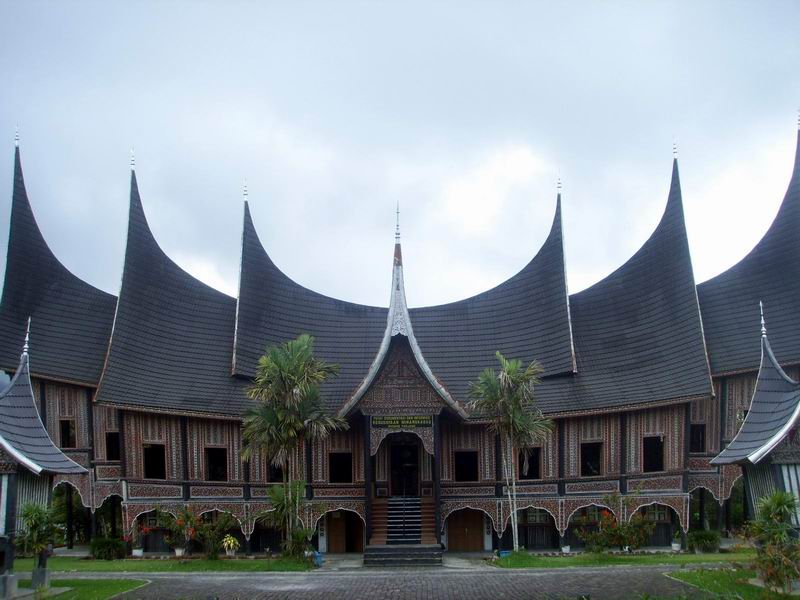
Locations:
688;483;720;503
441;501;501;534
92;481;123;510
625;496;689;532
53;479;91;511
370;428;434;456
562;500;618;535
501;499;559;531
302;500;366;537
123;504;181;533
309;507;366;530
196;507;247;536
720;465;743;502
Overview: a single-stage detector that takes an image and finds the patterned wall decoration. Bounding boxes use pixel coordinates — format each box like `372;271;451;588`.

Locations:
724;373;757;442
358;339;444;416
93;481;123;510
41;380;90;449
311;424;364;484
690;393;720;454
627;475;682;493
301;500;366;532
440;421;494;482
93;405;120;462
564;415;620;478
370;426;434;456
124;412;183;480
187;418;243;482
249;439;304;484
52;475;92;510
626;405;684;474
501;498;560;531
562;497;619;534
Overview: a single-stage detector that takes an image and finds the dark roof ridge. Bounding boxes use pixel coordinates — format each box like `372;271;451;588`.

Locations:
239;200;385;310
0;148;117;384
697;127;800;375
3;148;115;302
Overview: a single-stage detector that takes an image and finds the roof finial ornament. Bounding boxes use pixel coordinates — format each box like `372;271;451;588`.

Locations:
14;125;19;148
557;177;562;194
243;178;248;202
672;139;678;159
130;147;135;171
395;200;400;242
760;300;767;338
22;316;31;355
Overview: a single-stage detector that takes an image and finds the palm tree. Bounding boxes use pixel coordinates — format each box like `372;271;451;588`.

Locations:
242;334;348;540
469;351;553;552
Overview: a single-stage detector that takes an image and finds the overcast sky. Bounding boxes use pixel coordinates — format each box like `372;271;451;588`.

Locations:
0;1;798;308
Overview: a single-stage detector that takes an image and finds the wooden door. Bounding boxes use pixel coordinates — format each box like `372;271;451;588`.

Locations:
447;509;484;551
327;512;346;553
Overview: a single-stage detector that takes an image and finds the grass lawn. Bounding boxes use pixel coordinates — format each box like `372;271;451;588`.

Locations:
494;549;756;569
670;568;793;599
18;578;147;599
14;555;311;573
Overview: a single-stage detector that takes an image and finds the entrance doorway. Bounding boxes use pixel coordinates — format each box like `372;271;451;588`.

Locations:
390;437;419;497
447;509;485;551
326;511;364;553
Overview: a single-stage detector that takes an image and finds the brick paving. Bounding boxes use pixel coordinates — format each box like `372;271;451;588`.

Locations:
63;565;706;599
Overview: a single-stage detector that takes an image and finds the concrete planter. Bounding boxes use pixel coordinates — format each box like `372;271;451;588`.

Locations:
31;567;49;590
174;548;186;557
671;542;682;551
132;548;144;558
225;549;236;557
561;545;571;554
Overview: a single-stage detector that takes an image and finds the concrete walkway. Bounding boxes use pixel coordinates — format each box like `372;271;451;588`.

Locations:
47;565;708;599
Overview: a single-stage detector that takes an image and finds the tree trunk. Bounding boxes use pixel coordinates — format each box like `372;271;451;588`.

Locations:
502;435;519;552
506;436;519;551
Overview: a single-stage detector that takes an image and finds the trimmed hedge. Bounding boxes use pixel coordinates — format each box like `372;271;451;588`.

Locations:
90;537;127;560
687;530;720;553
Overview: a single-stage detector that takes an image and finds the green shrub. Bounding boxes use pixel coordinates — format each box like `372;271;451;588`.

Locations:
687;530;720;553
90;537;126;560
747;491;800;594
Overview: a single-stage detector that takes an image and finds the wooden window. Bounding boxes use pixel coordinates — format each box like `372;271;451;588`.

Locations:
580;442;602;476
643;436;664;472
143;443;166;480
59;419;76;448
519;447;541;480
267;464;284;483
454;450;479;482
585;506;601;522
644;505;668;522
205;447;228;482
329;452;353;483
690;424;706;453
105;431;120;461
526;508;550;524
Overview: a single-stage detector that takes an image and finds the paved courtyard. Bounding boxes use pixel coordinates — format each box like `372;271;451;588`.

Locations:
55;565;705;599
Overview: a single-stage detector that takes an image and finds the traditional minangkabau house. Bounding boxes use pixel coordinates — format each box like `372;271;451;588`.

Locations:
0;124;798;558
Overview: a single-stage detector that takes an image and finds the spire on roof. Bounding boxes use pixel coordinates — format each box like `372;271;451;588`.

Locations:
243;178;248;203
760;300;767;337
22;316;30;356
130;147;135;171
557;177;562;195
395;201;400;242
14;125;19;148
673;139;678;159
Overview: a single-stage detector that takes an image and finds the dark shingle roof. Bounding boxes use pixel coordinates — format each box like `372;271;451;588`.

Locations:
534;160;713;414
0;149;116;385
0;348;86;474
409;197;576;406
698;130;800;376
711;333;800;465
233;202;388;413
94;172;249;416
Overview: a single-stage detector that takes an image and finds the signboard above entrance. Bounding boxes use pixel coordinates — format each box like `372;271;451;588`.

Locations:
372;415;432;429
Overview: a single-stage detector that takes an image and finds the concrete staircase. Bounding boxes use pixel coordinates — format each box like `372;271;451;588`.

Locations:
363;543;443;567
365;496;441;566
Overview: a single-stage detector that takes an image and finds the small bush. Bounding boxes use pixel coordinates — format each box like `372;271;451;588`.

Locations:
90;537;127;560
687;530;720;553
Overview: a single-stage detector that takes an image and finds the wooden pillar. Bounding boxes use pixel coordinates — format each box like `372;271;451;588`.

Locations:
180;416;189;501
682;403;691;492
66;487;74;549
619;413;627;494
304;436;313;500
698;488;707;531
494;434;503;497
118;411;127;479
433;414;442;544
557;420;565;496
724;497;731;533
716;498;725;533
363;414;372;542
110;498;118;537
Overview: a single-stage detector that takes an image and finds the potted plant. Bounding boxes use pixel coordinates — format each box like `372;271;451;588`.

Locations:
561;543;571;554
671;529;682;551
222;534;240;557
158;508;198;558
125;520;149;557
16;504;59;590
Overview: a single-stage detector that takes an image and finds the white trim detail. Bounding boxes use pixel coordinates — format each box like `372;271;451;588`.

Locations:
339;245;468;419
